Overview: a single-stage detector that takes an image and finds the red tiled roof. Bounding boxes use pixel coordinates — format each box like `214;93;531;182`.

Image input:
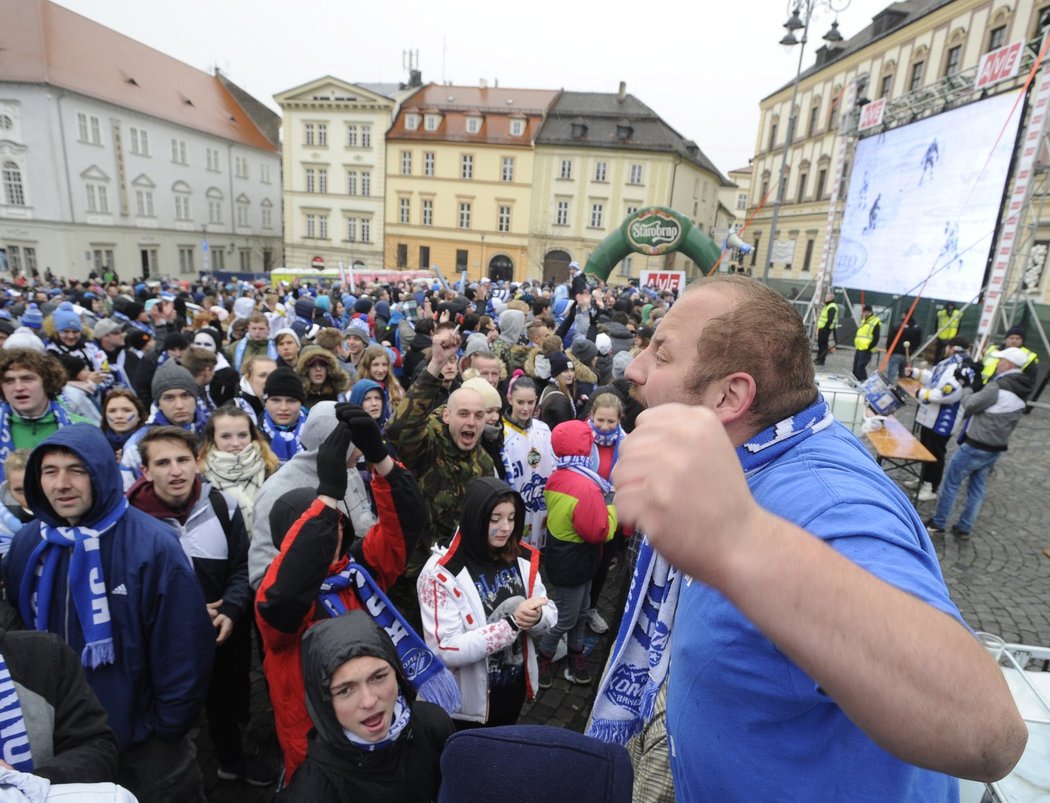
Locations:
1;0;277;152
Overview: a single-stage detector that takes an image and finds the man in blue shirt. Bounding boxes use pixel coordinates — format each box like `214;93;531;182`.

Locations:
613;275;1027;801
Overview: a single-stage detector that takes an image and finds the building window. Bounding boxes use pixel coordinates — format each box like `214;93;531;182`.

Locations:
796;172;807;203
458;201;472;229
236;200;249;227
497;205;511;233
399;197;411;224
346;170;357;196
306;214;316;238
135;189;155;217
456;249;468;270
618;255;633;278
261;201;272;229
236;156;250;179
2;162;25;206
171;138;188;164
466;116;481;134
555;200;569;226
317;124;327;146
361;125;371;148
510;118;525;136
397;244;408;268
594;162;608;182
736;192;747;210
305;168;315;193
319;215;328;239
625;205;639;217
460;154;473;179
23;246;37;276
559;159;573;180
802;238;815;271
590;203;604;228
828;96;840;132
423;152;435;176
128;127;150;156
304;123;315;145
239;249;251;272
361;171;371;196
808;105;820;136
909;61;925;92
988;25;1006;52
422;198;433;226
501;157;514;182
945;45;962;76
361;218;371;242
768;122;778;151
346;124;358;147
212;250;225;271
318;168;328;194
419;245;430;268
401;151;412;175
405;113;420;131
208;200;222;225
879;74;893;98
206;148;220;172
178;247;194;275
425;114;441;131
85;183;108;213
76;112;89;142
346;217;357;242
629;164;643;185
260;164;271;184
174;193;191;221
816;168;827;199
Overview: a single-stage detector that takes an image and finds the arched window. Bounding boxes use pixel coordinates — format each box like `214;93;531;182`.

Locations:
2;161;24;206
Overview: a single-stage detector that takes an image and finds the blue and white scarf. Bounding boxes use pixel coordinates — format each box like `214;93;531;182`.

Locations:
146;406;205;433
587;396;833;744
590;422;624;475
112;311;154;337
261;409;307;464
320;560;461;715
556;453;613;497
342;693;411;752
0;654;33;771
18;498;129;669
233;338;278;372
0;401;75;483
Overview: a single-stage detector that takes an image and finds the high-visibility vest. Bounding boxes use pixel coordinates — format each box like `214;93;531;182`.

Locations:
817;302;838;329
936;309;961;341
981;345;1039;382
854;315;881;351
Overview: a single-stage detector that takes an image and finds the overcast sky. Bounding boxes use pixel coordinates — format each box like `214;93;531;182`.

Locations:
56;0;890;178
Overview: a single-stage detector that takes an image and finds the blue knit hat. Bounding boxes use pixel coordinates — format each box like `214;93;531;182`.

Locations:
52;301;82;333
344;317;372;345
21;304;43;330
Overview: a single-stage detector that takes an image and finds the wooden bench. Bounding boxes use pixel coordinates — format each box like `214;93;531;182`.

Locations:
864;414;936;501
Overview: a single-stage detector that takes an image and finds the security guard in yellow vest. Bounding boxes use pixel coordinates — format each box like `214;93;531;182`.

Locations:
815;292;838;366
933;303;963;363
852;304;881;381
981;325;1039;384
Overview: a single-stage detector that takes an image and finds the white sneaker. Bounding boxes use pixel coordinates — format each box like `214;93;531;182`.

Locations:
586;609;609;634
917;483;938;502
901;477;920;490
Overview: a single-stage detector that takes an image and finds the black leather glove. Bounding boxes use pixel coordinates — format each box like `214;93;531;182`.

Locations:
342;404;388;464
316;422;353;498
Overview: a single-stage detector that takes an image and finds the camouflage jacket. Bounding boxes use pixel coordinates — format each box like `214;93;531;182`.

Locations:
387;369;495;551
491;338;530;376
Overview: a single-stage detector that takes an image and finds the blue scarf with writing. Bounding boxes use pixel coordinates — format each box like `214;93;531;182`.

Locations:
261;409;306;464
320;560;461;715
587;396;832;744
18;498;129;669
0;653;33;771
0;401;75;483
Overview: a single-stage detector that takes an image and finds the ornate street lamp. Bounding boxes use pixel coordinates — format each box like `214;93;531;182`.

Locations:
763;1;850;283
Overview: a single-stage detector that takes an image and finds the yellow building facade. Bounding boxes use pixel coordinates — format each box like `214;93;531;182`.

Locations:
383;85;558;283
750;0;1050;301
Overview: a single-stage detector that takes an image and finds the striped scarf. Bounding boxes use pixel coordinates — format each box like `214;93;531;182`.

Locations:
0;653;33;771
556;453;613;497
0;401;75;483
261;409;307;464
587;395;833;745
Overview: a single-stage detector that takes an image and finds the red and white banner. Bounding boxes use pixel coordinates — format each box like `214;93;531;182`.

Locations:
639;270;687;293
858;97;886;132
975;41;1025;91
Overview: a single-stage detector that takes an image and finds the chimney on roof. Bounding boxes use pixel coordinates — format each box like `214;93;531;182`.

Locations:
409;69;423;88
618;81;626;102
480;78;488;89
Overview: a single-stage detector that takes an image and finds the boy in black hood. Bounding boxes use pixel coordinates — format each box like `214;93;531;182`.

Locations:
278;611;454;801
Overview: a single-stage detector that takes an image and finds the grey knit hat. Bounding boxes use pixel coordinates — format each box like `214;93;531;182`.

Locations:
571;336;597;366
151;359;198;399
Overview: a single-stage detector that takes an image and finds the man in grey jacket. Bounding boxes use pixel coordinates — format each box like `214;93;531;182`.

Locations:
926;347;1035;538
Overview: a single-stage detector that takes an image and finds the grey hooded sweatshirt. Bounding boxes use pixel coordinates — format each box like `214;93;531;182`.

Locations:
249;401;377;587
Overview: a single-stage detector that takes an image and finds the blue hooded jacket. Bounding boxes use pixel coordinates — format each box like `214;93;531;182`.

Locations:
3;425;214;750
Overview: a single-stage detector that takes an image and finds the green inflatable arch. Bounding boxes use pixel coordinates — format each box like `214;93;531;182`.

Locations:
583;206;723;282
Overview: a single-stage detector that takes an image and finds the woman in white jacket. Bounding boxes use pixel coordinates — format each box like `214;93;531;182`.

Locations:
417;477;556;728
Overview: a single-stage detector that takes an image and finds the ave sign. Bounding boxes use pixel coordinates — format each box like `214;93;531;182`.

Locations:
974;41;1024;91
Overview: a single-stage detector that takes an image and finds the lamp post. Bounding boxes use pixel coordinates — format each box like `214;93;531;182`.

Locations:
763;1;848;283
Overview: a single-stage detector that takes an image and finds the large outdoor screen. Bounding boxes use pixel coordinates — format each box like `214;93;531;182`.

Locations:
833;90;1023;303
